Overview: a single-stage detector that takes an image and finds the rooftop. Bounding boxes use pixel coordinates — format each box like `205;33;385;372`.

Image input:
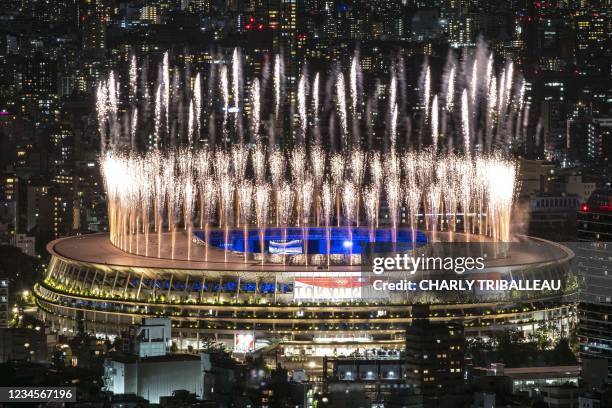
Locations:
48;231;574;277
108;352;201;364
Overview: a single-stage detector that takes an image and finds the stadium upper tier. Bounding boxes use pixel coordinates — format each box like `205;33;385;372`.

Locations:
35;231;577;350
43;230;571;274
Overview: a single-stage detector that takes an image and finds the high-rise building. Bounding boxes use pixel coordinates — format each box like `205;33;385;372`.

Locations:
81;0;108;58
566;101;592;164
141;5;161;24
540;79;566;161
321;351;412;405
103;318;239;404
0;175;19;237
446;15;474;47
26;184;53;238
574;11;607;77
11;234;36;257
0;278;8;328
405;306;465;402
188;0;211;14
587;118;612;164
51;178;76;239
21;53;59;126
0;327;47;363
49;124;74;175
577;188;612;381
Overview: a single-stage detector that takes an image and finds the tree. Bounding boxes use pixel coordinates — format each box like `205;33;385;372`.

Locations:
552;338;577;365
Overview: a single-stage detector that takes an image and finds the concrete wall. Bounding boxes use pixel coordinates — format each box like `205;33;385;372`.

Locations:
136;359;203;403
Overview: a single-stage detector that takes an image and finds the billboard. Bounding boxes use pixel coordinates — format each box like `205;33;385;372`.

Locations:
269;239;303;254
293;273;368;301
234;333;255;352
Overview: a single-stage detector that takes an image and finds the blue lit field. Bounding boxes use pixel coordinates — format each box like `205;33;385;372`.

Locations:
195;227;428;256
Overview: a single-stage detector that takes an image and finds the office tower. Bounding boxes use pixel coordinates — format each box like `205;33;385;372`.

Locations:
577;189;612;380
405;306;465;402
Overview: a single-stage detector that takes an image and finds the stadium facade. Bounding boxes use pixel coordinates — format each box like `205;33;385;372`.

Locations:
35;228;577;358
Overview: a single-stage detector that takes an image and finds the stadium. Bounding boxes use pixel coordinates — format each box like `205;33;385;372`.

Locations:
34;47;577;367
35;224;576;359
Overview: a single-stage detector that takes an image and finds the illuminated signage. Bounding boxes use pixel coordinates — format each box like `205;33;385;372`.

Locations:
269;239;303;254
293;273;368;301
234;333;255;352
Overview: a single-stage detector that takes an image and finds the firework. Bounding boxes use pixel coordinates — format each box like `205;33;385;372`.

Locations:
342;181;357;264
300;176;314;225
98;42;524;159
349;148;366;185
187;100;195;146
232;48;241;108
423;65;431;121
278;182;294;263
505;62;514;108
300;176;314;263
238;181;253;262
458;160;473;238
310;143;326;187
278;182;294;226
298;72;308;138
405;185;421;245
182;177;195;260
445;64;455;111
269;148;285;188
220;65;229;129
96;82;108;151
385;175;401;242
390;103;398;151
250;78;261;138
497;68;506;121
193;73;202;141
290;147;306;184
470;59;478;105
152;158;165;258
321;180;334;266
330;154;345;185
485;155;516;241
255;183;270;264
342;181;357;226
101;148;517;265
274;55;281;119
252;143;266;183
350;55;359;113
388;74;397;119
330;153;345;226
487;75;498;150
162;53;170;135
129;55;138;101
312;73;320;131
107;72;119;147
219;178;234;261
363;185;378;240
461;89;470;156
231;144;249;179
97;45;524;267
428;184;441;241
336;72;348;143
321;181;333;227
431;95;439;154
485;55;493;93
238;181;253;226
154;85;162;148
370;153;383;190
517;78;526;112
255;183;270;227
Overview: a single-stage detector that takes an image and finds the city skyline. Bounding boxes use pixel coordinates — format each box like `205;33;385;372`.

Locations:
0;0;611;407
